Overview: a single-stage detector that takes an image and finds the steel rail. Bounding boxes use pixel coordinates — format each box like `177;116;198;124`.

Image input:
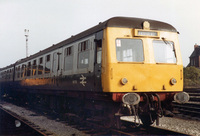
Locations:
0;105;53;136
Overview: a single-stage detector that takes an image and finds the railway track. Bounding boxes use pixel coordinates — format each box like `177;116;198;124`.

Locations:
173;88;200;120
61;112;189;136
0;106;54;136
25;98;190;135
0;98;191;136
1;92;193;136
111;126;189;136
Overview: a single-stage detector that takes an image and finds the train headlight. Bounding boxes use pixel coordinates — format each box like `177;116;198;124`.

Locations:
170;78;177;85
174;92;190;104
122;93;140;105
121;78;128;85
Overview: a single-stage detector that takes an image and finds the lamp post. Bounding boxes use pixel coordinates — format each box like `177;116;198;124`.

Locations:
24;29;29;57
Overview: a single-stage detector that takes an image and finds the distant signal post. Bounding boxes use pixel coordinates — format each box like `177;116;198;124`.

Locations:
24;29;29;57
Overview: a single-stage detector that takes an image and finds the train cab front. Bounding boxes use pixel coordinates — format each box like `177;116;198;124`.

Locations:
101;20;189;127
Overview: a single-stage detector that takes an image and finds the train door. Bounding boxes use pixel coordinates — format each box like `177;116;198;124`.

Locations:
94;40;102;91
57;48;63;76
94;31;103;91
52;48;63;77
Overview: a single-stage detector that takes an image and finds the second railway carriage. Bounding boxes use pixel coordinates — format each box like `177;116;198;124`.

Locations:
0;17;189;127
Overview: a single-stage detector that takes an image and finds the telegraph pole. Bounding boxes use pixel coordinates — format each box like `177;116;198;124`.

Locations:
24;29;29;57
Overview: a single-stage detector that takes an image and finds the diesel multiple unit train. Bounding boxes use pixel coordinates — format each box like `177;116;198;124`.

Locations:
0;17;189;127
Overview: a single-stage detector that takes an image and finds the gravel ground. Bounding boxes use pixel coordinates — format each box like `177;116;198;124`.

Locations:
122;115;200;136
0;101;200;136
157;117;200;136
0;102;89;136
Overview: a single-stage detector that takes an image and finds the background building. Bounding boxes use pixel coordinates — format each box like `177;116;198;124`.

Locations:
189;44;200;67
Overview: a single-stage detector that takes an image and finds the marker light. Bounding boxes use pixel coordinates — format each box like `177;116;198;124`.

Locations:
143;21;150;30
121;78;128;85
170;78;177;85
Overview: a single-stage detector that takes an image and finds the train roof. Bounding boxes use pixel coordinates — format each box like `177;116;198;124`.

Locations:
0;64;15;71
55;17;177;49
105;17;177;32
2;17;178;68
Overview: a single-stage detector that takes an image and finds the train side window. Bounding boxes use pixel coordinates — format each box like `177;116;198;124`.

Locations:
15;67;18;79
17;66;20;78
2;71;4;79
45;54;51;74
1;72;3;79
9;69;11;79
27;62;31;77
10;69;12;79
5;71;7;79
5;70;7;79
21;64;26;77
78;40;90;69
4;71;6;79
15;67;17;78
5;70;8;79
32;60;37;76
1;71;5;79
52;53;56;72
11;69;13;80
6;70;9;79
2;72;4;79
64;46;73;71
0;72;1;79
38;57;43;75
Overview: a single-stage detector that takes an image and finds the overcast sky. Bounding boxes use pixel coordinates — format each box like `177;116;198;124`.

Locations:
0;0;200;67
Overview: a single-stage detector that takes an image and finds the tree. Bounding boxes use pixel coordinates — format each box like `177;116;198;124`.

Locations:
184;66;200;87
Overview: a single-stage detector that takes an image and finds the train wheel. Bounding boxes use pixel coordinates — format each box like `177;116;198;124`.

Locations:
139;113;156;127
103;113;115;128
103;103;120;128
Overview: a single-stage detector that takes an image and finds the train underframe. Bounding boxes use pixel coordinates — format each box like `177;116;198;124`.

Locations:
0;86;177;128
113;92;175;127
